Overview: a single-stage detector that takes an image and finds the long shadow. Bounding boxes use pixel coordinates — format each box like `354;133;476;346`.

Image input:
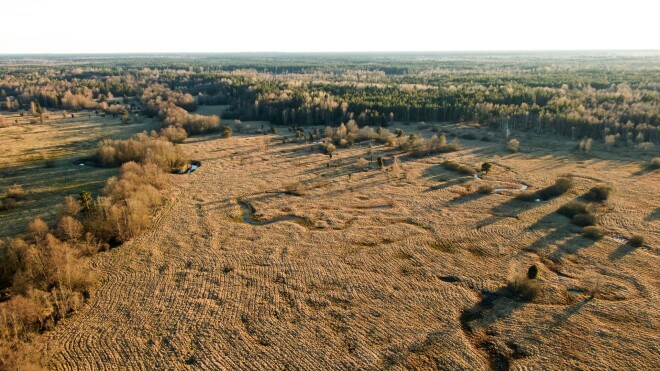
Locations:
491;197;542;217
525;227;569;253
460;286;527;371
448;192;489;206
645;208;660;221
550;297;593;328
422;178;464;193
608;243;638;260
549;234;598;261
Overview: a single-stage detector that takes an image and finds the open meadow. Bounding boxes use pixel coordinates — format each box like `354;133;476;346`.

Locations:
34;124;659;369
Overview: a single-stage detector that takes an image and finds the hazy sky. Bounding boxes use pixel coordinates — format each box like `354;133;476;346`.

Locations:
1;0;657;53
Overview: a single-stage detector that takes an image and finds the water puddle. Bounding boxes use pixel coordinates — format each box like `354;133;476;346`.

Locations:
473;173;529;194
178;160;201;174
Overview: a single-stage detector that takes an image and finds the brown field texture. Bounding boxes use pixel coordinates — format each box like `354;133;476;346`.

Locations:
28;123;659;369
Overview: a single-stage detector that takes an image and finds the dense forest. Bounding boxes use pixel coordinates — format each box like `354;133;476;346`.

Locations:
1;52;659;145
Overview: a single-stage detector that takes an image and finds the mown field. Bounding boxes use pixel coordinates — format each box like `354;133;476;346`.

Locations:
35;125;659;369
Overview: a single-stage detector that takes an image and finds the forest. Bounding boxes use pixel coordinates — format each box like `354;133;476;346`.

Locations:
1;52;659;146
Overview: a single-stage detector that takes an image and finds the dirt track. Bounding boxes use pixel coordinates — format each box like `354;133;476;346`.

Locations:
40;134;659;369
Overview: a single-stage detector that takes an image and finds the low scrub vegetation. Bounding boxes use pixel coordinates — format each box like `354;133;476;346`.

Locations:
442;160;476;175
160;125;188;144
410;134;461;157
477;185;494;194
1;128;180;364
516;177;573;201
97;132;188;172
648;158;660;170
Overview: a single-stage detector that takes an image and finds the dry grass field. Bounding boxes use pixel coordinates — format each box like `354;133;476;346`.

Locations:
0;111;161;237
34;125;658;369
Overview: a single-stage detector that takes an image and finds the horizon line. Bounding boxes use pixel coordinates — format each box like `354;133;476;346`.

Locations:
1;49;660;57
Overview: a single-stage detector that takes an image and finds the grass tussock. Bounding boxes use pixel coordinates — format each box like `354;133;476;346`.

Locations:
517;177;573;202
572;213;597;226
583;184;613;202
628;235;645;247
508;268;540;301
581;226;606;240
557;201;588;218
477;185;494;194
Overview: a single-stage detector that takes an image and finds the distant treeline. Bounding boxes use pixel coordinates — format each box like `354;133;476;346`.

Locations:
1;53;659;144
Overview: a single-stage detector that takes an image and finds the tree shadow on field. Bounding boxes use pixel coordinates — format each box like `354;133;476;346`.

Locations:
608;243;638;260
550;296;592;328
422;178;464;193
491;197;542;217
448;192;488;206
645;208;660;221
460;286;526;332
548;234;597;262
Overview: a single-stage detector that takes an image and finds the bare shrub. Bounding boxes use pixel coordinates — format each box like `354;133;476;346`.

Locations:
61;195;81;216
578;137;593;153
508;138;520;153
56;216;84;241
628;235;645;247
82;162;166;244
638;142;655;151
356;158;369;170
160;125;188;143
319;143;336;156
411;135;461;157
162;105;221;135
26;218;49;245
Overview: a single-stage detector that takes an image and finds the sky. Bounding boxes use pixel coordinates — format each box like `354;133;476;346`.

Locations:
1;0;658;54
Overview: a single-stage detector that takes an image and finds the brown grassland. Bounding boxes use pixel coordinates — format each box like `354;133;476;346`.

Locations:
13;119;656;369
